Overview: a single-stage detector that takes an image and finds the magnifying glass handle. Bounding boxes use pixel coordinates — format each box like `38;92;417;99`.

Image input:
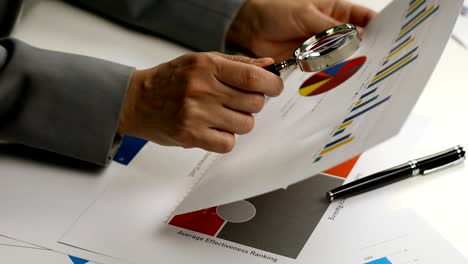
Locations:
263;59;297;77
263;64;282;76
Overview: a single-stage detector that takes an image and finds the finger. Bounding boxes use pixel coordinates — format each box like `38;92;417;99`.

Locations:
296;10;343;36
356;26;366;37
214;56;283;97
294;4;342;37
348;3;376;27
210;107;255;135
222;86;266;114
327;1;376;28
196;128;236;153
214;53;275;67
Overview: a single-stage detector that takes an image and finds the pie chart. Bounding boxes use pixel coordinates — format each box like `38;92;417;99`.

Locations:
299;56;366;96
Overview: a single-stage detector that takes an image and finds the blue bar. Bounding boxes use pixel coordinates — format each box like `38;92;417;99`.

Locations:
397;5;439;42
406;1;426;19
389;36;411;54
402;6;427;30
333;128;345;136
113;136;147;165
368;55;418;89
324;134;351;149
375;47;418;77
314;156;322;163
405;0;426;18
365;257;392;264
352;95;379;112
343;96;391;123
361;88;378;99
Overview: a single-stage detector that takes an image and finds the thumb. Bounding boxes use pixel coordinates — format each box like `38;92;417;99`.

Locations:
215;53;275;67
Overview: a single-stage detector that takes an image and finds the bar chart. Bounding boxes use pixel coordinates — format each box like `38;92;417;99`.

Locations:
314;0;439;163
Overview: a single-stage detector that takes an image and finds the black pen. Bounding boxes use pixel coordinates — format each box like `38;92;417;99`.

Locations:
326;145;466;202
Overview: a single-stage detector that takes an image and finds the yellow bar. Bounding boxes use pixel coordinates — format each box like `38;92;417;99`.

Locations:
407;0;424;14
371;54;413;83
386;37;415;60
320;137;355;155
338;120;353;130
354;99;363;106
399;5;435;37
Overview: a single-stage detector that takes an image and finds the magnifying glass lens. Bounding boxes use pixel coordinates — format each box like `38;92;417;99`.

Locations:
300;30;355;58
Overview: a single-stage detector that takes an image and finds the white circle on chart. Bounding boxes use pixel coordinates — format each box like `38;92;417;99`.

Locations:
216;200;256;223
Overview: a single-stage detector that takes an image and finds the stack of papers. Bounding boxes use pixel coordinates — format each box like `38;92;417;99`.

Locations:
1;0;467;263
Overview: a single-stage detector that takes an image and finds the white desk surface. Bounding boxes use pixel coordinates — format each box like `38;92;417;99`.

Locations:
9;0;468;261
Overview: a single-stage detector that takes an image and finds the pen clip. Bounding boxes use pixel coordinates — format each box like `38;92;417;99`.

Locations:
421;158;464;175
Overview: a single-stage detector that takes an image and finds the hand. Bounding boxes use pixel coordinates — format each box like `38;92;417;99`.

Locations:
227;0;376;61
117;52;283;153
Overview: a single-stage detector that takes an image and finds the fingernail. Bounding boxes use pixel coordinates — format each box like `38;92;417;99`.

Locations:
255;57;273;64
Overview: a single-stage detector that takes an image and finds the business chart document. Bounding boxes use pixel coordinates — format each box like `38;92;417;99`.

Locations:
58;0;464;263
174;0;463;214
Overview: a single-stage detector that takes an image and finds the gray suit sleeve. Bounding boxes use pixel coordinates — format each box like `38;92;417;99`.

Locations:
65;0;246;52
0;38;133;165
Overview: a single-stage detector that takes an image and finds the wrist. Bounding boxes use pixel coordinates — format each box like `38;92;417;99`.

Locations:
117;69;144;137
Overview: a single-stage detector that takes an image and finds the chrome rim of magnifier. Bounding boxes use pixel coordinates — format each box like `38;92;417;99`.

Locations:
268;24;362;76
295;24;361;72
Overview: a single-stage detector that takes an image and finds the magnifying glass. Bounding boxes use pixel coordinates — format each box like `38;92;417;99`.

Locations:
264;24;362;76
